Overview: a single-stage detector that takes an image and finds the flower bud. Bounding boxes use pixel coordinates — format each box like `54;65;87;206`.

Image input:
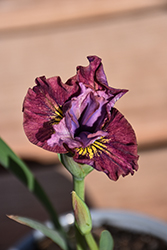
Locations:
72;191;92;235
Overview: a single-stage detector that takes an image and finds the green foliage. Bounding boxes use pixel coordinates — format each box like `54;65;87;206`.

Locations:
8;215;68;250
99;230;114;250
0;137;61;231
0;138;115;250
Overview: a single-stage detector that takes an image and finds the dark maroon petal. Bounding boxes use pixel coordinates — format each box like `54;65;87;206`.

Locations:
23;55;138;175
77;56;103;89
46;75;79;106
23;75;79;153
77;56;128;109
73;108;139;181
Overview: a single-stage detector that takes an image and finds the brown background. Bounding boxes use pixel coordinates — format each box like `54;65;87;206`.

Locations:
0;1;167;249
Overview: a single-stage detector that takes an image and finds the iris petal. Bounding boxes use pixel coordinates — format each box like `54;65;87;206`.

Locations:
23;75;79;153
73;108;138;181
47;118;82;149
23;55;139;180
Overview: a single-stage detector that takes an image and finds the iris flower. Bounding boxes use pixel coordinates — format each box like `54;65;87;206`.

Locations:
23;56;138;180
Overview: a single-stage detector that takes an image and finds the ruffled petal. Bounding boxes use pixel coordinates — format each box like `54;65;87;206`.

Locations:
77;56;103;89
23;56;139;180
73;108;139;181
23;75;79;153
77;56;128;106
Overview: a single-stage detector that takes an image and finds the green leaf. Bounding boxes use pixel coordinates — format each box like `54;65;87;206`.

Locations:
99;230;114;250
0;137;62;231
8;215;68;250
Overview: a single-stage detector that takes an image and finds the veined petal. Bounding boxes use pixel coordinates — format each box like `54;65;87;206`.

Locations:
23;75;79;153
73;108;139;181
64;82;107;139
79;93;107;128
48;118;82;149
77;56;128;106
77;56;103;89
74;130;108;149
23;55;139;179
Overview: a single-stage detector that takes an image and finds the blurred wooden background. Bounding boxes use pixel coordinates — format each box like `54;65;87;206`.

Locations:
0;0;167;249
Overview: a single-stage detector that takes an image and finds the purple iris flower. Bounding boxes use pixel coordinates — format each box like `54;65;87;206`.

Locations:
23;56;138;180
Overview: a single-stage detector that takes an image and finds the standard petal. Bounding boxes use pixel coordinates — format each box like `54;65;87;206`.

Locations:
46;75;79;106
64;83;108;147
76;56;103;89
77;56;128;106
73;108;139;181
48;118;82;149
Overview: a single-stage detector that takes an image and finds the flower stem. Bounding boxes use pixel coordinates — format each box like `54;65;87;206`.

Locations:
73;177;85;200
85;232;99;250
73;176;99;250
73;176;86;250
75;224;87;250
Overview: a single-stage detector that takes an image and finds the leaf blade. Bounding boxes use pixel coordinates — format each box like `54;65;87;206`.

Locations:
99;230;114;250
0;137;62;231
8;215;68;250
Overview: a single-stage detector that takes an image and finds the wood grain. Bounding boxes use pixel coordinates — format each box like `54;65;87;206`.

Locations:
0;3;167;249
0;0;166;31
0;2;167;161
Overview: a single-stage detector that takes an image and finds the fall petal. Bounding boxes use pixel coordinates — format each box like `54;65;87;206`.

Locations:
73;108;138;181
23;75;79;153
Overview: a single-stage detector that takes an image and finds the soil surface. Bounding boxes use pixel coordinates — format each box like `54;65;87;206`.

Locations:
99;224;167;250
37;224;167;250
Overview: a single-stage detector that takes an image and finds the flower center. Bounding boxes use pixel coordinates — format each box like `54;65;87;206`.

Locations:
75;137;110;159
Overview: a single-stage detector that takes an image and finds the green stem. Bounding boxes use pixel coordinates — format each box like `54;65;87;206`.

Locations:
73;177;85;200
73;176;86;250
75;224;87;250
85;232;99;250
73;176;99;250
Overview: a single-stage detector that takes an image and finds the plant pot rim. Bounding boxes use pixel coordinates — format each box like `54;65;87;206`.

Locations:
9;209;167;250
90;209;167;242
57;209;167;243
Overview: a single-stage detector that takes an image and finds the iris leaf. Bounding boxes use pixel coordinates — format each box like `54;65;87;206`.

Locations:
8;215;68;250
99;230;114;250
0;137;62;231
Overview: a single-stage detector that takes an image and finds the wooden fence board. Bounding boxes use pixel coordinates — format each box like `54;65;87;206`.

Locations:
0;2;167;161
0;0;166;31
